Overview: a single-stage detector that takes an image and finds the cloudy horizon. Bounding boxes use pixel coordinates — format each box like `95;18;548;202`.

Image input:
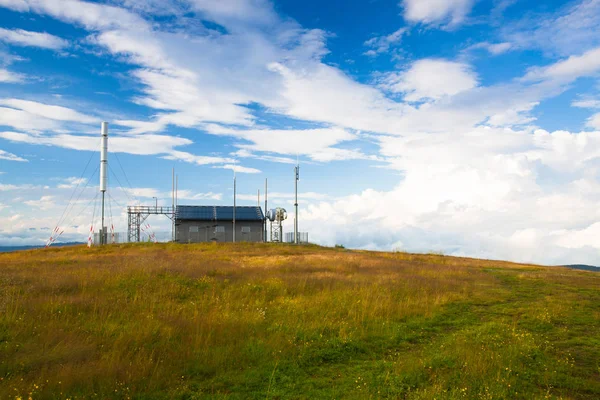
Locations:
1;0;600;266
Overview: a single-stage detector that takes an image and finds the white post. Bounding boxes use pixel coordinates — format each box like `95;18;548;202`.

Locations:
175;174;178;242
233;175;236;243
294;164;299;244
264;178;268;242
172;168;175;242
100;122;108;245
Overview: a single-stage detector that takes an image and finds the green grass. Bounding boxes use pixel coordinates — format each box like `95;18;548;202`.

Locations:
0;243;598;399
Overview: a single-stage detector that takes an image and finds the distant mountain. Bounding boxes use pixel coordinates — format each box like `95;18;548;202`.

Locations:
562;264;600;272
0;242;84;253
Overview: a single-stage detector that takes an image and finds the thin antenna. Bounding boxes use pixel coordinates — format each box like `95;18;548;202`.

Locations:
233;160;236;243
172;167;175;242
294;158;299;244
258;189;260;208
100;122;108;245
264;178;268;243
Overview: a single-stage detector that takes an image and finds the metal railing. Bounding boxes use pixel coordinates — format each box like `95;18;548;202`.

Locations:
284;232;309;243
127;206;175;215
93;231;172;245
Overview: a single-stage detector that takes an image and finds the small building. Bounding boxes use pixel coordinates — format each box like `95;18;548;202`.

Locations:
175;205;265;243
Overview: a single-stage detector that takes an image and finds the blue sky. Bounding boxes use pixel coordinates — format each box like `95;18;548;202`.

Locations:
1;0;600;265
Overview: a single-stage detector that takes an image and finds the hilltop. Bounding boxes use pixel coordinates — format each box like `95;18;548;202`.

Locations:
1;243;598;399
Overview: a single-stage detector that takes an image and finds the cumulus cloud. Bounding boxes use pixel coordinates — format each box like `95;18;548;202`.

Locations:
381;59;479;102
297;127;600;265
0;28;68;49
402;0;475;27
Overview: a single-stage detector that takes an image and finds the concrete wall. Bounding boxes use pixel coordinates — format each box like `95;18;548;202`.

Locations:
176;220;264;243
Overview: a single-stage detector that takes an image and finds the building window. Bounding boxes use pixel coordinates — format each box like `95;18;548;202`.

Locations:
189;226;199;233
241;226;251;233
214;226;225;233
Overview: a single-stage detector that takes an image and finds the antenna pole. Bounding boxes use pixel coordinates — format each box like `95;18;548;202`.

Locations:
265;178;268;242
294;163;299;244
172;168;175;242
100;122;108;245
233;173;236;243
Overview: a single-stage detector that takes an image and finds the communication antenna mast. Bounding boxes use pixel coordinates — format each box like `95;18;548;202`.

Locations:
172;168;175;241
233;163;236;243
264;178;268;242
267;207;287;242
294;156;299;244
100;122;108;245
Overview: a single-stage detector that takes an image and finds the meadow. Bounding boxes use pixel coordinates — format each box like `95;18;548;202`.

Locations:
0;243;598;399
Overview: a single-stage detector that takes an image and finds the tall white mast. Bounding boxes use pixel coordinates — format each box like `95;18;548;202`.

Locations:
264;178;268;242
294;160;299;244
233;166;236;243
100;122;108;245
172;168;175;242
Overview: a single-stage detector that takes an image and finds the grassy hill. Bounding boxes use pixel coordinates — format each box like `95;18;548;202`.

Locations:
1;243;598;399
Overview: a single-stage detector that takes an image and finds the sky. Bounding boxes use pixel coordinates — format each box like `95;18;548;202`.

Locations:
1;0;600;265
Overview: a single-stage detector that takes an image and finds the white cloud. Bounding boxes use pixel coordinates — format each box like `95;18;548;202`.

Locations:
487;42;513;55
24;195;54;210
216;164;261;174
467;41;513;55
125;187;222;201
587;113;600;129
204;124;365;162
364;28;407;56
4;0;600;265
0;183;40;191
162;150;233;166
523;47;600;82
0;130;194;156
232;149;298;164
57;177;86;189
0;98;99;124
381;59;478;101
0;28;68;49
402;0;475;27
296;126;600;265
572;98;600;109
0;68;24;83
0;149;27;161
0;0;148;31
502;0;600;56
238;191;328;202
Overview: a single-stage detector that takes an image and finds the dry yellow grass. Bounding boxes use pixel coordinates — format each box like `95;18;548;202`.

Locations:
0;242;598;399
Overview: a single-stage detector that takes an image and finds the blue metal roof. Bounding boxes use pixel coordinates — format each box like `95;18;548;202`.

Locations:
176;206;264;221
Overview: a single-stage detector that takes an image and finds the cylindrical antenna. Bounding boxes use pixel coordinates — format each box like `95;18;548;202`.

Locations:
264;178;268;242
233;173;236;243
100;122;108;193
100;122;108;245
294;163;299;244
172;167;175;242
